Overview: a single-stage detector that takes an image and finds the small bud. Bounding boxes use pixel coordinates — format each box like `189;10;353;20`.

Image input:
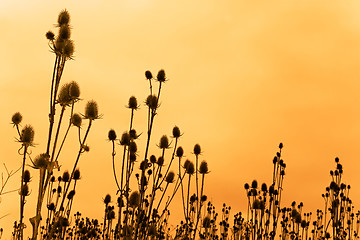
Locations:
193;144;201;155
48;203;55;211
57;186;62;194
23;170;31;183
279;143;283;149
176;147;184;158
11;112;22;125
67;190;76;200
145;70;153;80
159;135;169;149
83;145;90;152
108;129;117;141
73;169;81;180
129;191;140;207
150;155;157;163
172;126;181;138
104;194;111;205
62;171;70;182
128;96;138;110
199;161;209;174
45;31;55;40
165;171;175;183
58;9;70;26
71;113;82;127
84;100;99;120
20;125;35;145
156;69;166;82
20;185;29;196
251;180;258;189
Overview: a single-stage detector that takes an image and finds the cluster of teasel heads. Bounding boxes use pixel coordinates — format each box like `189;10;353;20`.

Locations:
10;9;100;240
5;9;360;240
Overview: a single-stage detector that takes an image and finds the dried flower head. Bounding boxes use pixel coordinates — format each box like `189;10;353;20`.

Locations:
156;69;166;82
203;216;211;228
58;83;72;106
23;170;31;183
145;95;158;110
20;184;29;197
20;125;35;145
108;129;117;141
71;113;82;127
129;142;137;153
63;40;74;58
11;112;22;125
193;144;201;155
104;194;111;205
159;135;170;149
129;191;140;208
199;161;209;174
176;147;184;158
120;132;130;145
58;9;70;26
59;24;71;40
157;156;164;166
68;81;80;99
165;171;175;183
183;159;191;169
145;70;153;80
172;126;181;138
251;180;258;189
33;153;49;169
84;100;100;120
73;169;81;180
62;171;70;182
185;161;195;175
129;129;140;140
67;190;76;200
128;96;138;110
45;31;55;41
55;37;65;53
130;152;137;162
150;155;156;163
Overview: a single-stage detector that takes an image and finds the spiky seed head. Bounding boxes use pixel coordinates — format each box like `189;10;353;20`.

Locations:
129;142;137;153
199;161;209;174
156;69;166;82
11;112;22;125
45;31;55;40
120;132;130;145
176;147;184;158
63;40;74;58
146;95;158;110
186;161;195;175
251;180;258;189
129;129;137;139
58;9;70;26
129;191;140;207
261;183;267;192
69;81;80;99
201;195;207;202
62;171;70;182
23;170;31;183
165;171;175;183
172;126;181;138
157;156;164;166
55;37;65;53
145;70;153;80
84;100;99;120
128;96;138;110
203;216;211;228
159;135;169;149
193;144;201;155
130;152;137;162
244;183;249;190
148;225;157;236
20;125;35;145
150;155;156;163
104;194;111;205
67;190;75;200
71;113;82;127
50;176;55;182
57;186;62;194
335;157;339;163
183;159;191;169
279;143;283;149
58;83;72;105
108;129;117;141
34;153;49;169
73;169;81;180
20;184;29;196
48;203;55;211
58;24;71;40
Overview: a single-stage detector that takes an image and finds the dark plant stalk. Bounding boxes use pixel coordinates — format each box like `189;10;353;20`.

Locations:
19;145;28;240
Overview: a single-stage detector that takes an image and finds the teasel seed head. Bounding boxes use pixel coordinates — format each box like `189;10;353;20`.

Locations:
129;142;137;153
84;100;99;120
71;113;82;127
120;132;130;145
11;112;22;125
20;125;35;145
58;83;72;106
69;81;80;99
129;129;138;140
251;180;258;189
58;24;71;40
45;31;55;41
183;159;191;169
165;171;175;183
67;190;75;200
23;170;31;183
279;143;283;149
145;70;153;80
159;135;170;149
150;155;157;163
157;156;164;166
203;216;211;228
199;161;209;174
172;126;181;138
130;152;137;162
185;161;195;175
20;184;29;197
129;191;140;208
104;194;111;205
62;171;70;182
128;96;138;110
146;95;158;110
244;183;249;190
193;144;201;155
58;9;70;26
33;153;49;169
108;129;117;141
63;40;75;58
156;69;166;82
55;37;65;54
73;169;81;180
176;147;184;158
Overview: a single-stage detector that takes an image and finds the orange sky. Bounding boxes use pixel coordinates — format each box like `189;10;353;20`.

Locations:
1;0;360;238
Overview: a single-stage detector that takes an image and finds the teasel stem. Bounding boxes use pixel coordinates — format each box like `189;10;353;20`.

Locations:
193;173;206;240
111;140;121;192
50;105;66;163
179;156;187;221
195;154;199;218
186;174;192;223
155;182;170;212
158;138;178;187
58;119;92;214
19;145;28;240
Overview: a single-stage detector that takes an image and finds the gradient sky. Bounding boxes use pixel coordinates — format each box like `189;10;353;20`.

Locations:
1;0;360;238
